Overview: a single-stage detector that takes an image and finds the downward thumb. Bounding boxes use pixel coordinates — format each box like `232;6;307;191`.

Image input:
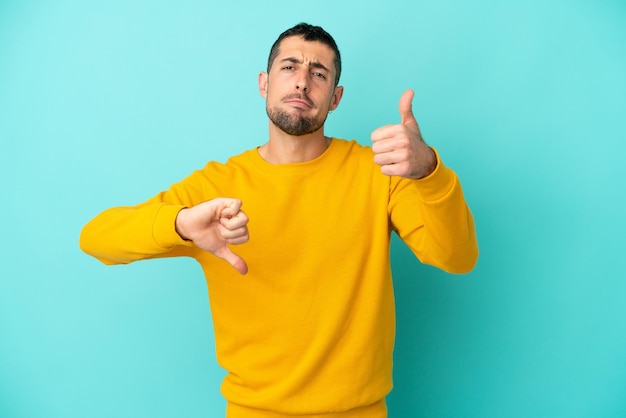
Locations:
399;89;417;125
218;247;249;275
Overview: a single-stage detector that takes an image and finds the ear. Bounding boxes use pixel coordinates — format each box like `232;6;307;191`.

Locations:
329;85;344;111
258;72;268;98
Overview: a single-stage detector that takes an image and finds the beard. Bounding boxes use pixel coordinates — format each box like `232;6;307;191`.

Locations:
266;104;327;136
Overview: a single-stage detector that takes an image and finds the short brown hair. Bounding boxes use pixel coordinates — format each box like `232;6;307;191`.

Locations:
267;23;342;86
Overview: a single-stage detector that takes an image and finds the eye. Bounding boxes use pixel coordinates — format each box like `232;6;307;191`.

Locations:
282;65;294;71
313;72;327;79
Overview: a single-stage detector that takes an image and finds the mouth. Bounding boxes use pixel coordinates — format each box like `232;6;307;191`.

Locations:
283;94;314;109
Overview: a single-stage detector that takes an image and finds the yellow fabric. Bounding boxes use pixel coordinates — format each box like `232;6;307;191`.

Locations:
80;138;478;415
227;398;387;418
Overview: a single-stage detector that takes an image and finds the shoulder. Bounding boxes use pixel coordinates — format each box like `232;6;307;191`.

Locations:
331;138;375;160
198;148;255;175
332;138;371;152
329;138;389;187
171;149;252;191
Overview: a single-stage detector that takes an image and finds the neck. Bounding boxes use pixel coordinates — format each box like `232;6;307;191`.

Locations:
258;124;331;164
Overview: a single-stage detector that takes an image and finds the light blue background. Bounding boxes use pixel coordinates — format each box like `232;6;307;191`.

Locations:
1;0;625;417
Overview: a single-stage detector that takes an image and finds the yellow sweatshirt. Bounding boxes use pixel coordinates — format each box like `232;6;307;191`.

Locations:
80;138;478;417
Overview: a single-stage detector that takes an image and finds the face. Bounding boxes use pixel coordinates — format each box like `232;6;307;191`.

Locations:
259;36;344;136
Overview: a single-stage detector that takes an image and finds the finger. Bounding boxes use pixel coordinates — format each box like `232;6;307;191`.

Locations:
221;199;243;218
380;161;410;177
219;223;249;241
227;234;249;245
371;124;405;142
216;247;249;275
373;149;407;167
371;140;390;154
221;210;249;230
371;136;407;154
398;89;417;126
371;124;391;142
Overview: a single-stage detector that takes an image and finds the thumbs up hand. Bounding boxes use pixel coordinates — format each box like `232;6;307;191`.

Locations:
371;89;437;179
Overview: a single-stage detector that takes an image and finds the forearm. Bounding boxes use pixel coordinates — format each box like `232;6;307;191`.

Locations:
415;168;478;273
391;152;479;273
79;203;191;265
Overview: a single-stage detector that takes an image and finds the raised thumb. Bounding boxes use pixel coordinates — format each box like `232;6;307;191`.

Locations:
399;89;417;126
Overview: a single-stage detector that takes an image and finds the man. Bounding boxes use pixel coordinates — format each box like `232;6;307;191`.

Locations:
80;23;478;418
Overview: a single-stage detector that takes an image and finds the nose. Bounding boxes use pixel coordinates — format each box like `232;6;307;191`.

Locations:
296;70;309;92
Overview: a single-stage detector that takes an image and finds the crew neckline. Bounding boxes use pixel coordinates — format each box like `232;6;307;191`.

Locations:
245;138;340;176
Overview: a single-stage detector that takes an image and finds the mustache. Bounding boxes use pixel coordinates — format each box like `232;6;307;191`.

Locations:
281;93;315;108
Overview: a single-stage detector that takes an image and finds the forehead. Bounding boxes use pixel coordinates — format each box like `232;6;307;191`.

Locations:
275;36;336;67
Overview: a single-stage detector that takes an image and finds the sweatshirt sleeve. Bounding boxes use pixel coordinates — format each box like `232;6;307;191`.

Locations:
78;168;214;265
388;148;479;274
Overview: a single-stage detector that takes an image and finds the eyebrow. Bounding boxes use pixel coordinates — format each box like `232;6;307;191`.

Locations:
280;57;331;74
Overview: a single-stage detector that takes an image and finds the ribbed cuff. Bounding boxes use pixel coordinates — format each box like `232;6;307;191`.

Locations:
152;204;192;248
413;148;457;202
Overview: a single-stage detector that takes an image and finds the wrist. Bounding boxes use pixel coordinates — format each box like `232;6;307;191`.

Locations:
175;208;191;241
412;147;438;179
